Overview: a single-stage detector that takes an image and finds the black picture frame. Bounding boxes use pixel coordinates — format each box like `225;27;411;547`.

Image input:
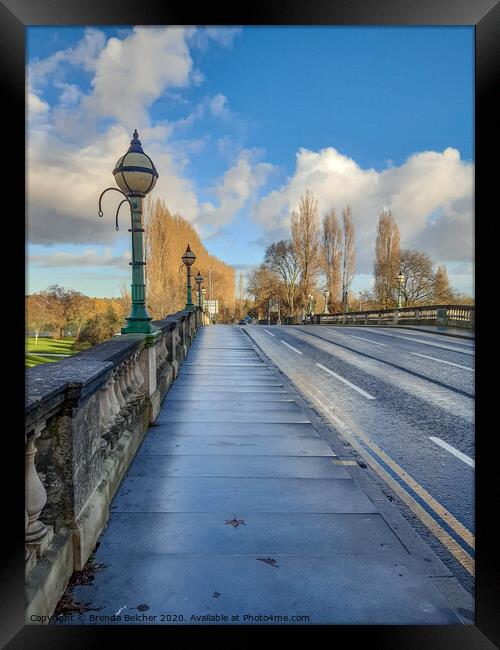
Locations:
3;1;498;647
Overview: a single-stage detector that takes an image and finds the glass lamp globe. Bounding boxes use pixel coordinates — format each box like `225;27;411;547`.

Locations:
182;245;196;267
113;129;159;196
195;271;203;284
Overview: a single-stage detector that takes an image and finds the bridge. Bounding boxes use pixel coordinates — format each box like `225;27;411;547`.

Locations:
25;311;474;625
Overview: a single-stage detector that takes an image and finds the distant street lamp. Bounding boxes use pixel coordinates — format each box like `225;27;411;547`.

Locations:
195;270;203;308
322;289;330;315
359;291;363;312
397;269;405;309
98;129;159;335
181;245;196;310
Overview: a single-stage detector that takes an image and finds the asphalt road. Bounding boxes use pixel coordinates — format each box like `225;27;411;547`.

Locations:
244;324;475;594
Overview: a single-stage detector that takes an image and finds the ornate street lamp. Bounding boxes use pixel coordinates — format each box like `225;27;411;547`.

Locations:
397;269;405;309
195;270;203;308
182;245;196;309
98;129;159;335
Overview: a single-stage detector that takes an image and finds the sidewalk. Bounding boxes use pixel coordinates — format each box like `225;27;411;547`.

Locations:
59;325;463;625
397;325;475;340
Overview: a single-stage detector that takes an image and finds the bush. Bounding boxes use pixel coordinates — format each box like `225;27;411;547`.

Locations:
78;305;122;346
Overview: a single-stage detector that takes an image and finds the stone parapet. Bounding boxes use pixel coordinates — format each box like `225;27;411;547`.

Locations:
25;308;202;621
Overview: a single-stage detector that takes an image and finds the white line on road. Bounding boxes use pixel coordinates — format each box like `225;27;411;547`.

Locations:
316;363;376;399
411;352;474;371
264;329;275;337
348;335;386;346
429;437;475;468
280;340;303;354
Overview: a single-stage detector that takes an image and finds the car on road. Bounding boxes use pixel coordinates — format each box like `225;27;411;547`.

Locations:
238;319;246;325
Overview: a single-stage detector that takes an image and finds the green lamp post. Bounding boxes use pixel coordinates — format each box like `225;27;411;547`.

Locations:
182;245;196;310
98;129;159;335
195;271;203;308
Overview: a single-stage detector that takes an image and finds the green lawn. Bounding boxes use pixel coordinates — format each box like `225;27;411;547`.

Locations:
25;337;91;368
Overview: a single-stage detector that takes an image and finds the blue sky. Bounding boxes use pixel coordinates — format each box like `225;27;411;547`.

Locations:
27;26;474;297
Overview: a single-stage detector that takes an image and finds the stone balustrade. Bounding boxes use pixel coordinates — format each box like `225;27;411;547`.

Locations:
310;304;475;329
25;308;202;621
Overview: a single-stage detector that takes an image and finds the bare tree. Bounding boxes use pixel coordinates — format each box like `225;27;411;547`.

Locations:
291;190;321;308
374;209;401;309
340;206;355;312
264;240;301;316
321;209;342;312
399;249;435;306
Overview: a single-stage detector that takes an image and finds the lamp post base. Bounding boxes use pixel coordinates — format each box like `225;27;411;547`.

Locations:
121;318;159;336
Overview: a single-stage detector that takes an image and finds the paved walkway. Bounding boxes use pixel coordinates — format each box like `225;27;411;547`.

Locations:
63;326;460;625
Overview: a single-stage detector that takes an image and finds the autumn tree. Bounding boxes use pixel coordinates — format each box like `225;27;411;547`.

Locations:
432;266;454;304
291;190;321;308
321;208;342;312
144;197;235;322
264;240;300;317
26;293;53;345
79;302;121;346
340;206;356;312
247;264;283;321
374;209;401;309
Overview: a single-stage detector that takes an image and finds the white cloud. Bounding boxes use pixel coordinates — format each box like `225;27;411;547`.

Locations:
29;28;107;90
208;93;229;117
84;27;195;130
198;150;275;232
29;247;130;268
28;92;49;114
188;26;242;51
253;146;474;273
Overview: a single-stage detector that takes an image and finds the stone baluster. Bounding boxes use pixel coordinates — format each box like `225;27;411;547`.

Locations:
128;355;140;398
113;365;126;411
122;357;134;404
156;336;166;373
99;376;114;434
25;425;48;548
107;372;122;420
124;357;136;400
118;363;130;410
133;352;145;394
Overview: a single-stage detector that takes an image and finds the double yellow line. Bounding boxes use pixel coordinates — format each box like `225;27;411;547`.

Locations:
319;400;475;576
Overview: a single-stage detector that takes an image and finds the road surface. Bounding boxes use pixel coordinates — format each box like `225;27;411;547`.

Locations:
244;324;475;594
